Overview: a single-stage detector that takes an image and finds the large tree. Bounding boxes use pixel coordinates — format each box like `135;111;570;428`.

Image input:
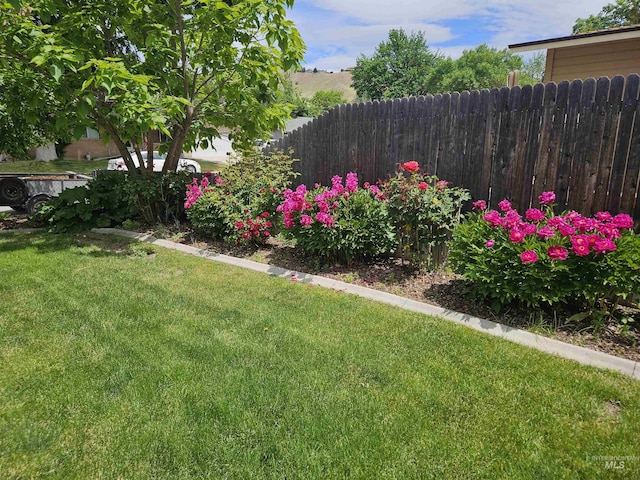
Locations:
351;29;442;101
573;0;640;34
0;1;304;174
429;44;524;93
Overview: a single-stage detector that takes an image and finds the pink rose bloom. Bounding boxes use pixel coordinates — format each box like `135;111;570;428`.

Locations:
547;245;568;261
537;226;555;239
485;240;495;248
571;234;590;247
401;161;420;173
436;180;449;190
547;217;565;228
283;215;295;229
595;211;613;222
345;172;358;193
538;191;556;205
558;223;576;236
300;214;313;226
473;200;487;211
612;213;634;230
571;235;593;255
521;223;538;236
418;181;428;190
235;221;245;230
525;208;545;222
317;201;330;213
509;229;525;243
214;176;224;185
520;250;538;264
498;199;512;212
597;224;621;239
502;210;522;229
483;210;503;227
593;237;617;254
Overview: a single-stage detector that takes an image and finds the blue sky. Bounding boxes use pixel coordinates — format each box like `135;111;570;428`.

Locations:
288;0;610;70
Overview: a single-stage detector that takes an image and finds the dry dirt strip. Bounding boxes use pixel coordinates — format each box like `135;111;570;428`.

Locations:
5;226;637;380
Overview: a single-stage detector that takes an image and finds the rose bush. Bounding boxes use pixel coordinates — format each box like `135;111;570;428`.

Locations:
277;173;396;262
449;191;639;313
185;151;297;244
380;162;470;267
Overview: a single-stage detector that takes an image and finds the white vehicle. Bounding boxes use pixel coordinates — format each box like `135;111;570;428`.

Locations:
107;151;201;173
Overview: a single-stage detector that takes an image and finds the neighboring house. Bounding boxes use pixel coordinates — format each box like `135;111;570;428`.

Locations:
27;127;119;161
509;24;640;83
272;117;314;141
63;127;119;160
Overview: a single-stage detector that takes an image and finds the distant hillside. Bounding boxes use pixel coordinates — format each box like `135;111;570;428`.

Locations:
290;71;357;102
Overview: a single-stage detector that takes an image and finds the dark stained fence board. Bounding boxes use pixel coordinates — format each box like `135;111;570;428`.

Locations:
489;87;513;206
606;74;639;213
568;77;597;214
519;83;545;210
582;76;612;216
593;75;625;212
268;75;639;222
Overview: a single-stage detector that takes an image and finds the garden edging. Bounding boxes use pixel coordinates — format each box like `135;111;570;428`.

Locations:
87;227;639;381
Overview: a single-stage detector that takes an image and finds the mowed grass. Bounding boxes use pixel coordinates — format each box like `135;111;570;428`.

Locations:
1;232;639;479
0;158;226;175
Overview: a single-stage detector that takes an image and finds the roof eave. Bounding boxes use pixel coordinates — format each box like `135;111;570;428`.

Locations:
509;26;640;53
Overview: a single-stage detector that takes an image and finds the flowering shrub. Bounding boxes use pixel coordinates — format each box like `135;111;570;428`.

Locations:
277;173;396;262
379;162;470;267
185;151;297;244
449;191;639;311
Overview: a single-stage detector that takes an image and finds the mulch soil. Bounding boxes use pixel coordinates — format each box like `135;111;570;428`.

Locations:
2;212;638;362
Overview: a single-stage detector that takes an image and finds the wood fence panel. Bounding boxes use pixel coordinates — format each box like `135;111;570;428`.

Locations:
461;89;484;200
622;91;640;215
504;86;528;209
519;83;544;209
268;75;638;222
607;74;639;212
593;76;624;212
568;77;597;213
582;77;612;216
438;92;458;185
556;79;583;211
424;95;439;175
489;87;512;205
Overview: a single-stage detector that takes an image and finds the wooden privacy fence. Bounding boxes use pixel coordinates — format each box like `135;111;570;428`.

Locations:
265;74;640;221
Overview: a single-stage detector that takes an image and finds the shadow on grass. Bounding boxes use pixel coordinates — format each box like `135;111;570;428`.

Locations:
0;231;140;258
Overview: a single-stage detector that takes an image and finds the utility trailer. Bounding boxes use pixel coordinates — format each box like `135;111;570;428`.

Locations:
0;172;92;213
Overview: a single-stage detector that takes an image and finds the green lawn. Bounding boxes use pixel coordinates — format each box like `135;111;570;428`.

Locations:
0;158;227;175
1;232;639;479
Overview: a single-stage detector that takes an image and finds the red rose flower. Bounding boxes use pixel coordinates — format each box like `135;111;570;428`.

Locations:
401;161;420;173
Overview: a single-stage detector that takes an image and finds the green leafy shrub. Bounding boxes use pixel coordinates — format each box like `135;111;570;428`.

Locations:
46;173;135;232
185;151;297;244
124;172;192;225
449;192;639;313
278;173;396;262
380;161;470;267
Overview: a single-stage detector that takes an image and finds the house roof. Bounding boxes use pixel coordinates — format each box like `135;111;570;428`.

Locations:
509;24;640;53
285;116;313;133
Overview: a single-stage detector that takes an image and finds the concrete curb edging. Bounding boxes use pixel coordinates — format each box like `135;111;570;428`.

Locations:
91;228;640;380
7;226;634;380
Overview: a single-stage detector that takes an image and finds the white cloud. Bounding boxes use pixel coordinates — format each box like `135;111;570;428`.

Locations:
293;0;612;71
306;0;477;23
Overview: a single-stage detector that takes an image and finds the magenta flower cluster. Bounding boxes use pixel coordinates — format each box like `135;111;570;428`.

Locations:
476;191;634;264
278;172;375;229
184;175;210;209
